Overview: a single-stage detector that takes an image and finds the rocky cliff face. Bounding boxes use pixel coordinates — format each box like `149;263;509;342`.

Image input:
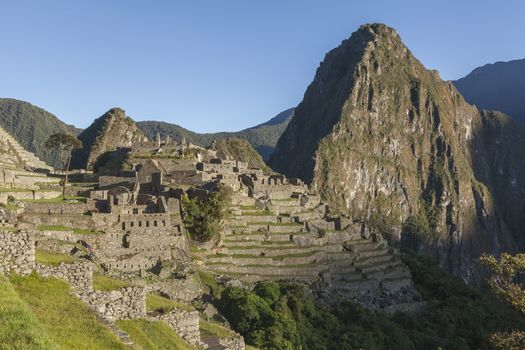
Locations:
72;108;143;170
271;24;525;279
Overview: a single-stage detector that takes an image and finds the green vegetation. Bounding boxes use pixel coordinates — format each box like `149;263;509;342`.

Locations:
92;272;130;291
0;203;23;210
45;132;83;200
182;186;232;242
35;249;76;265
37;224;102;235
116;319;193;350
212;138;272;172
137;108;294;161
0;274;55;350
200;319;236;339
146;293;193;313
198;270;224;299
217;252;525;349
25;195;87;203
0;98;80;168
9;273;127;349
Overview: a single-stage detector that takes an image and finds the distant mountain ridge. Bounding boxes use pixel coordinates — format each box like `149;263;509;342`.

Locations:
453;58;525;125
0;98;293;167
137;108;294;160
0;98;80;168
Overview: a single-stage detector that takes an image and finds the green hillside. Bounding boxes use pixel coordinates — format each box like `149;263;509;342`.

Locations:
0;98;81;168
137;108;294;160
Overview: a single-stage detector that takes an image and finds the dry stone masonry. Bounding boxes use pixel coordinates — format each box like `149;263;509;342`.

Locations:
0;231;35;275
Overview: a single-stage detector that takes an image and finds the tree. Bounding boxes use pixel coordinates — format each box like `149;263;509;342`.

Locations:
44;133;82;200
181;185;232;242
480;253;525;349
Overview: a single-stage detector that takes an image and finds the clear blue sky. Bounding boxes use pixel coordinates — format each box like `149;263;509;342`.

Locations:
0;0;524;132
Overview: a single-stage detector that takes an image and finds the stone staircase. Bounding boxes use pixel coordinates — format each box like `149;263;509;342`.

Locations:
0;126;53;172
201;192;417;306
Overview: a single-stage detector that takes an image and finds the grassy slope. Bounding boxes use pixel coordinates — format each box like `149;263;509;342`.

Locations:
116;319;193;350
0;274;56;350
92;272;130;291
9;273;127;350
35;249;77;266
146;293;193;313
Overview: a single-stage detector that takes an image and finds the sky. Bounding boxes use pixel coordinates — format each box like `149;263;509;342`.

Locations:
0;1;524;132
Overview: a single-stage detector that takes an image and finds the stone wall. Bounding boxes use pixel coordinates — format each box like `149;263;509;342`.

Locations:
19;213;96;229
35;261;93;292
0;190;60;203
152;309;201;345
24;202;91;215
82;287;146;322
219;335;246;350
0;231;35;275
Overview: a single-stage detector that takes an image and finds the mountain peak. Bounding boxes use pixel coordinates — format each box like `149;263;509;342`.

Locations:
270;23;525;279
72;108;143;170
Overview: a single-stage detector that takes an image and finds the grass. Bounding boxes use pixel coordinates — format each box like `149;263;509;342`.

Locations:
249;221;302;226
146;293;194;313
0;274;56;350
225;245;312;251
35;248;76;266
223;251;318;260
24;195;87;204
0;226;18;232
37;224;102;235
9;273;127;350
198;270;224;299
92;272;130;291
0;188;35;192
0;204;23;210
116;319;193;350
200;319;235;340
241;211;274;216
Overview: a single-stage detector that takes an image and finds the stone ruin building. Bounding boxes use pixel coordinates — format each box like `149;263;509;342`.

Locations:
0;128;424;349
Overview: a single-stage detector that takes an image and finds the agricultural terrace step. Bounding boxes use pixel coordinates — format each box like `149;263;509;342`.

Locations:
208;262;328;277
221;239;298;248
205;251;333;266
354;247;391;259
215;244;343;257
224;231;311;242
353;252;394;266
359;259;403;274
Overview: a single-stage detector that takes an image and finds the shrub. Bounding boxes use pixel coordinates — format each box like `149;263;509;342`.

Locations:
182;185;232;242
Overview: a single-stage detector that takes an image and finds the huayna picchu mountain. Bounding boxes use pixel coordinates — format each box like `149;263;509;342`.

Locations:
71;108;144;170
270;23;525;279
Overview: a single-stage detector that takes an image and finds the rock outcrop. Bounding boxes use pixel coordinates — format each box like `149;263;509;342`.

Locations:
72;108;144;170
270;23;525;279
211;137;271;172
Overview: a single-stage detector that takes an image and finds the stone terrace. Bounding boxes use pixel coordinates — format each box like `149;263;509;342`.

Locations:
200;190;417;306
